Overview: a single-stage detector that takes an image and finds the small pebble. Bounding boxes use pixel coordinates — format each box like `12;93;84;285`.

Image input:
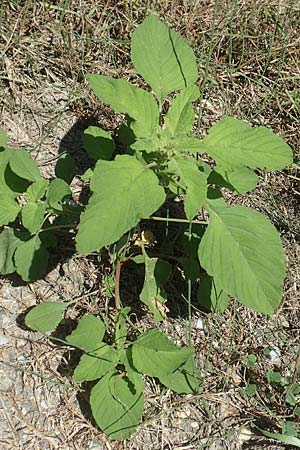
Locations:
268;346;281;366
17;353;26;363
196;318;205;330
0;334;9;346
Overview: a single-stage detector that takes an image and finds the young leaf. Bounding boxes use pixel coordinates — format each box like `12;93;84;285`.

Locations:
198;205;285;314
165;85;199;135
73;344;118;382
0;129;8;147
47;178;71;211
256;427;300;448
169;157;207;219
201;117;293;170
55;154;76;184
14;234;49;281
76;155;165;254
83;126;115;161
131;15;198;102
66;314;106;351
160;357;203;394
9;149;41;181
0;228;20;274
90;370;144;440
209;167;258;193
26;180;49;202
25;301;69;332
21;202;47;233
115;307;130;348
198;273;229;313
87;75;159;138
140;256;171;321
132;328;194;378
0;195;20;226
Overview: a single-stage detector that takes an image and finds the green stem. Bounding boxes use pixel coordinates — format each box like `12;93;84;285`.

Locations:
150;216;208;225
187;220;193;346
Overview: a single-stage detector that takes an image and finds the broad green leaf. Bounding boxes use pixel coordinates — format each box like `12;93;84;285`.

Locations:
25;301;69;332
131;15;198;102
9;149;41;181
47;178;71;211
201;117;293;170
209;167;258;193
83;126;115;160
26;180;49;202
256;427;300;448
14;234;49;281
3;164;30;194
0;195;20;226
198;273;229;313
131;135;161;154
140;256;171;321
73;344;117;382
88;74;159;138
90;370;144;440
81;168;93;181
55;154;76;184
76;155;165;254
169;157;207;219
66;314;106;351
173;136;202;152
198;205;285;314
160;357;203;394
165;85;199;135
21;202;46;233
132;328;194;378
115;307;130;348
0;129;8;147
0;228;20;274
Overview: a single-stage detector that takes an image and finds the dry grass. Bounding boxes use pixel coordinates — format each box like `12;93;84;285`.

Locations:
0;0;300;449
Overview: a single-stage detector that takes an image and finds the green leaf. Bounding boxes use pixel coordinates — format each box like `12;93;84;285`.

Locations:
170;157;207;219
0;129;8;147
209;167;258;193
81;168;93;181
14;234;49;281
198;205;285;314
160;357;203;394
73;344;118;382
55;154;76;184
131;135;161;154
25;301;69;332
115;307;130;348
90;370;144;439
198;273;229;313
244;384;257;397
9;149;41;181
66;315;106;351
76;155;165;254
140;256;171;321
87;74;159;138
285;383;300;406
131;15;198;102
132;328;194;378
26;180;49;202
0;228;20;274
47;178;71;211
173;136;202;152
0;195;20;226
256;426;300;448
21;202;47;233
201;117;293;170
83;126;115;160
165;85;199;135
